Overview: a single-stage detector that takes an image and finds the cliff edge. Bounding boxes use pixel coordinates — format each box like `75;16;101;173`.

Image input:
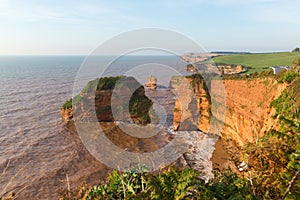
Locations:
172;74;286;146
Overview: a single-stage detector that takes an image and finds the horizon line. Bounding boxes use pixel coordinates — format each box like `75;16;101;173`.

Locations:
0;50;294;56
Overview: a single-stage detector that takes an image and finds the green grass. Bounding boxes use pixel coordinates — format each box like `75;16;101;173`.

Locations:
210;52;300;74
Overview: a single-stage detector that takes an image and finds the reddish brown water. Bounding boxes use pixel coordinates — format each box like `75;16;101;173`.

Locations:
0;56;217;199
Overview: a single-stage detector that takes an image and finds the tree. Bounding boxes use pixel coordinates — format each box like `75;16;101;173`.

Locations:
292;47;300;52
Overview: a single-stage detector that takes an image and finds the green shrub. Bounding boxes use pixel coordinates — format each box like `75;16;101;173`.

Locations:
81;168;258;200
97;76;123;91
62;98;72;110
72;94;82;105
62;94;82;110
129;86;153;124
85;168;204;200
210;171;258;200
277;71;299;83
81;76;123;94
146;168;202;200
87;170;147;200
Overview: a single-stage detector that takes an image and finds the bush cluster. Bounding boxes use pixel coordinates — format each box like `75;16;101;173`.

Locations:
276;71;299;83
243;77;300;199
62;98;73;110
61;168;258;200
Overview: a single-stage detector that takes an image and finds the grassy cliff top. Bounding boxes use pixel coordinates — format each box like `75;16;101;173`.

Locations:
210;52;300;74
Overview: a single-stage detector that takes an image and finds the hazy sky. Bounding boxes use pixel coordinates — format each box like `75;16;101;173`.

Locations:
0;0;299;55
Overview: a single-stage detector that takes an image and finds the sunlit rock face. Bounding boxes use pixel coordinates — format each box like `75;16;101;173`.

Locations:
145;75;157;90
171;74;211;132
172;74;286;146
60;108;73;121
220;78;285;145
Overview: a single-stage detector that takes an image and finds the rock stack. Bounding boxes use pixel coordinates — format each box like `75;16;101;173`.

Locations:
145;76;157;90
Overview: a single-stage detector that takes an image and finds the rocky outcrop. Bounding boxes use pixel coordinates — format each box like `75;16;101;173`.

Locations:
145;76;157;90
171;74;211;132
219;78;285;145
218;65;246;75
186;64;198;72
173;75;286;146
60;108;73;121
174;131;219;182
61;76;154;125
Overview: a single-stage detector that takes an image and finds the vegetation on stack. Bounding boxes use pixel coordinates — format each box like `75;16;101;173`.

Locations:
62;76;123;110
129;87;153;124
62;98;73;110
83;76;123;94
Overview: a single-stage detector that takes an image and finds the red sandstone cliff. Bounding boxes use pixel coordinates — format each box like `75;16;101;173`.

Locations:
171;75;211;132
220;78;285;145
62;75;287;146
173;76;286;146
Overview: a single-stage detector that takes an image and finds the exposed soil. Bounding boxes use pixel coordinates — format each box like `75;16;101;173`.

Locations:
211;137;241;174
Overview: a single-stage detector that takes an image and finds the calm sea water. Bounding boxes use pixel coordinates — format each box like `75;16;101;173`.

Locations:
0;55;187;199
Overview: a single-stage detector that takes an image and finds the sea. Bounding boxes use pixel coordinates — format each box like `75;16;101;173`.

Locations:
0;55;188;199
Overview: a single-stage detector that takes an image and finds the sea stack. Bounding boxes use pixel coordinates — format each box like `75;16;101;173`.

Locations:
145;75;157;90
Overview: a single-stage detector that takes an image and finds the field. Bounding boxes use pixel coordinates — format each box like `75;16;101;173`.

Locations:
210;52;300;74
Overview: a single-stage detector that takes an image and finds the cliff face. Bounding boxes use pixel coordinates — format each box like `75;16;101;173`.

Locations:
172;75;211;132
61;77;154;125
76;90;114;122
173;76;286;146
62;75;286;146
220;78;285;145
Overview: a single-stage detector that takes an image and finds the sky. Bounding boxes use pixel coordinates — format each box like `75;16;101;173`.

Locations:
0;0;299;55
